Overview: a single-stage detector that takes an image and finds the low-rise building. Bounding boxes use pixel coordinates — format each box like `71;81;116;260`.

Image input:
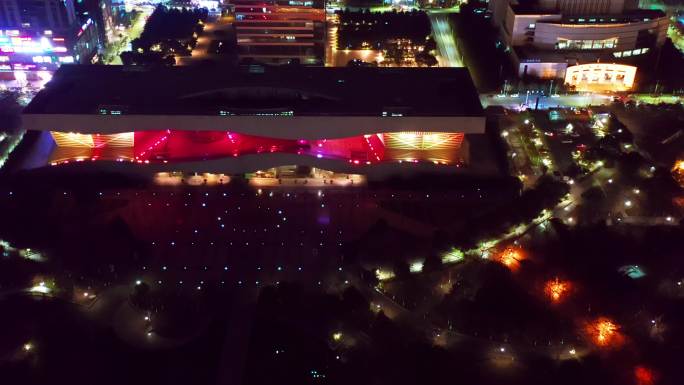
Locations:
489;0;668;84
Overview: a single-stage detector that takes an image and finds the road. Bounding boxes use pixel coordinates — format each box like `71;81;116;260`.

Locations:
177;14;234;66
103;8;150;64
481;93;614;110
481;92;684;110
429;14;463;67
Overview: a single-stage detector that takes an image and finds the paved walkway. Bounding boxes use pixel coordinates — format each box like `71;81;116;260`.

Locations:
178;15;235;66
215;290;258;385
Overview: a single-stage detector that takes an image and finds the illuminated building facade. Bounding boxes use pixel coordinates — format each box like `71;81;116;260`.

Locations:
564;63;636;92
231;0;325;65
0;0;100;71
489;0;668;80
22;65;489;177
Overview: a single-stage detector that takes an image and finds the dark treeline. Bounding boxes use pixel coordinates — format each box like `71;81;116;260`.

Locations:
337;10;431;49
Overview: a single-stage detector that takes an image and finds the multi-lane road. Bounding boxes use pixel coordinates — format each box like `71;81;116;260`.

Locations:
480;93;615;110
429;14;463;67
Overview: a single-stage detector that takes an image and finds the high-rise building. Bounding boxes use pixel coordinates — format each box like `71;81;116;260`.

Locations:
231;0;325;65
0;0;76;30
0;0;100;71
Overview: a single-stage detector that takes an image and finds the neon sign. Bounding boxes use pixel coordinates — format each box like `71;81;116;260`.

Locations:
0;35;67;54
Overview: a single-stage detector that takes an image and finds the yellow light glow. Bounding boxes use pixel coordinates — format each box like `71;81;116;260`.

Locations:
497;246;525;271
29;281;50;294
564;63;637;92
384;132;464;150
674;160;684;172
50;132;134;148
375;269;395;281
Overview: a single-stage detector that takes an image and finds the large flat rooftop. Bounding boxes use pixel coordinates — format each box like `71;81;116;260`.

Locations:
24;65;483;117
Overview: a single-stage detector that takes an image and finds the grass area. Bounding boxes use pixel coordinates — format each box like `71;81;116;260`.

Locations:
668;25;684;53
631;94;683;105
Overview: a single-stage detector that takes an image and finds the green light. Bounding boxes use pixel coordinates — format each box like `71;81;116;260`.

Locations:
442;248;464;264
618;265;646;279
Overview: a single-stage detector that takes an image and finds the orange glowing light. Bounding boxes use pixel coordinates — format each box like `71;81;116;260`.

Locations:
586;317;623;347
674;160;684;188
674;196;684;208
545;278;570;302
674;160;684;172
498;246;524;270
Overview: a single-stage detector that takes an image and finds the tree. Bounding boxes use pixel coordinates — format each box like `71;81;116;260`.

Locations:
393;258;411;279
415;52;438;67
130;282;150;309
384;45;405;66
577;186;607;224
423;252;442;272
0;91;22;134
424;36;437;52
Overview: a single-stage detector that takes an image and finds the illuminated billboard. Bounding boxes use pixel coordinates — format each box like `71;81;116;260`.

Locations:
564;63;637;92
0;30;70;55
0;20;96;71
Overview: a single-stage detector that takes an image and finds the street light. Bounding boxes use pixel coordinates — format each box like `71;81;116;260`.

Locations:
624;200;632;207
